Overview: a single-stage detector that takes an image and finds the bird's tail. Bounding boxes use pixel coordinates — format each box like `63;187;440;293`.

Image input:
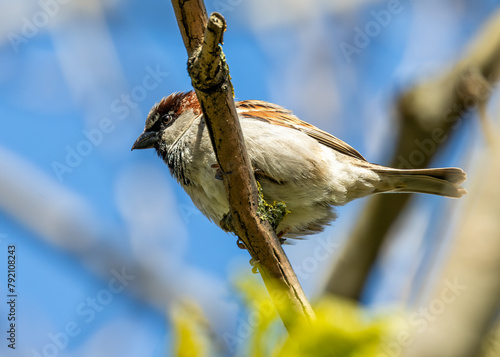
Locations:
373;167;467;198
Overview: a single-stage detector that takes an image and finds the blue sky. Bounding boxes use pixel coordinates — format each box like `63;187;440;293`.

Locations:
0;0;498;356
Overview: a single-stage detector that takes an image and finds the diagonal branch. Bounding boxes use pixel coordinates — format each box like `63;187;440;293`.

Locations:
170;0;315;330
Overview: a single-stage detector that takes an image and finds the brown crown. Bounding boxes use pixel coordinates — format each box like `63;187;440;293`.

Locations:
156;91;201;117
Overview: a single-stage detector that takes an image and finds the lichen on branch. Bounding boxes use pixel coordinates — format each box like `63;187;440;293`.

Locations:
256;182;290;231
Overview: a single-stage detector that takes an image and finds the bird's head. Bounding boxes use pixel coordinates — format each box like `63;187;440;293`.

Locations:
131;91;201;154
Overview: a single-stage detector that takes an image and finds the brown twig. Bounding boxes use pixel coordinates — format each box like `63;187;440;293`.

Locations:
170;0;315;329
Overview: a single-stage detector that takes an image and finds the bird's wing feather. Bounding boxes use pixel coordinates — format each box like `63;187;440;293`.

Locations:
236;100;367;161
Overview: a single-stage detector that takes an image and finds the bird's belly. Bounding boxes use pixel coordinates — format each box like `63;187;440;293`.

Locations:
259;179;337;237
184;175;336;237
184;170;229;225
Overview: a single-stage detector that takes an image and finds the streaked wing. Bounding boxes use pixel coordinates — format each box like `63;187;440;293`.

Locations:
236;100;367;161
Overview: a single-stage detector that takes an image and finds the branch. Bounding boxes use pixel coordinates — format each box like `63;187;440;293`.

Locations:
323;8;500;300
171;0;208;57
403;117;500;357
170;1;315;329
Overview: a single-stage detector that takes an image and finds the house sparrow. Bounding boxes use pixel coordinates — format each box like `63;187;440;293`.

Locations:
132;91;466;238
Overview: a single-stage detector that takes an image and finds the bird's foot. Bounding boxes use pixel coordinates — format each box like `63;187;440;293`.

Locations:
277;230;288;245
236;238;246;250
211;163;224;180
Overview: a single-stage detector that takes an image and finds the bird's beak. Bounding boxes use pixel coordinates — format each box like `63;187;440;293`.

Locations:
131;131;158;150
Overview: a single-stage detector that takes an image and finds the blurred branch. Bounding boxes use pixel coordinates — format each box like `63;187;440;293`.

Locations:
170;1;315;329
0;147;178;316
402;123;500;357
324;8;500;301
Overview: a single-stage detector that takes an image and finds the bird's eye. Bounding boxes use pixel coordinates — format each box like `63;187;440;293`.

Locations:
161;114;174;127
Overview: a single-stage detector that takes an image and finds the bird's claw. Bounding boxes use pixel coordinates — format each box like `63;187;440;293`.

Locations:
211;164;224;180
236;238;246;250
277;230;288;245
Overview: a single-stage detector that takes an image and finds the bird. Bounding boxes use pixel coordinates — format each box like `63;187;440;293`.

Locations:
132;91;466;239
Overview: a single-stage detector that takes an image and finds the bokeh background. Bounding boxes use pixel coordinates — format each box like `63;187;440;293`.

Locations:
1;0;499;356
